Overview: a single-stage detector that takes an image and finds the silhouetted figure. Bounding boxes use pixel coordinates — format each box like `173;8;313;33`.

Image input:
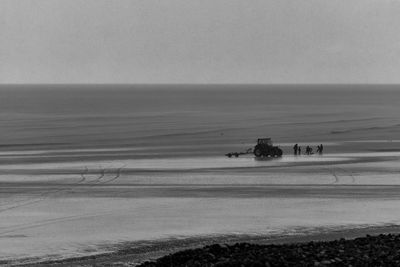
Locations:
316;145;321;153
293;144;298;155
306;146;313;155
298;146;301;155
320;144;323;154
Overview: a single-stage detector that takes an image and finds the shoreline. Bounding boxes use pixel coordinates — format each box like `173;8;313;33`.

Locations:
14;224;400;266
1;142;400;265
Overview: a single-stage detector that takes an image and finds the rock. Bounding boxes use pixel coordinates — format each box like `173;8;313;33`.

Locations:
138;233;400;267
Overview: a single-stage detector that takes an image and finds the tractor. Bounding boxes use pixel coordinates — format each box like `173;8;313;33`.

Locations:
253;138;283;157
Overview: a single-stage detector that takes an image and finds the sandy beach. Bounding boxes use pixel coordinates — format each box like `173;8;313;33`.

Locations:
1;86;400;265
2;144;400;266
16;226;400;266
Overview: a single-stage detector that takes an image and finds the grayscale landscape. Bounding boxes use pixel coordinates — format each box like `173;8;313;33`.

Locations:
1;85;400;265
2;0;400;266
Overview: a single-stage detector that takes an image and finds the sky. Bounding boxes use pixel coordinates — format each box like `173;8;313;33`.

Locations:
1;0;400;84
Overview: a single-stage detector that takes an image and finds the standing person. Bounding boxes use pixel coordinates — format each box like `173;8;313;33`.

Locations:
298;146;301;155
293;144;298;155
316;145;321;153
320;144;324;154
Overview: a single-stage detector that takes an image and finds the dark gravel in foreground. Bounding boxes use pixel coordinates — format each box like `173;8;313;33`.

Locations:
138;234;400;267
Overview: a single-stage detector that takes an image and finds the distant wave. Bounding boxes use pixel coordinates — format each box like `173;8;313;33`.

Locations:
331;124;400;135
0;142;70;148
290;117;383;126
252;117;384;129
331;130;352;134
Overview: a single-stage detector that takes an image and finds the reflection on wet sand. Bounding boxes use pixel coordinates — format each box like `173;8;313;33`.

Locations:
1;146;400;264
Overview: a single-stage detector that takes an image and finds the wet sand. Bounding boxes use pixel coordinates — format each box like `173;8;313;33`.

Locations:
1;86;400;265
20;226;400;266
2;143;400;265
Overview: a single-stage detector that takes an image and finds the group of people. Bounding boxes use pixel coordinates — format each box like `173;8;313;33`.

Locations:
293;143;323;155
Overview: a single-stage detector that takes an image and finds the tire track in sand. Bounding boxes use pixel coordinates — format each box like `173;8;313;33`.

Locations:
326;168;339;184
0;166;104;213
0;211;113;237
337;167;356;183
0;169;88;209
0;165;125;236
326;167;356;184
99;164;125;184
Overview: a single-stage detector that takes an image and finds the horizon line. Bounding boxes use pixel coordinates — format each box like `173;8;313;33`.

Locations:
1;83;400;86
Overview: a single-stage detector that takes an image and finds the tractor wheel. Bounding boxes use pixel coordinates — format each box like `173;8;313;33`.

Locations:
254;148;262;157
276;148;283;157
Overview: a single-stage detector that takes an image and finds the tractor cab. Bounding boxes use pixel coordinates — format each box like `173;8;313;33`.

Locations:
257;138;273;146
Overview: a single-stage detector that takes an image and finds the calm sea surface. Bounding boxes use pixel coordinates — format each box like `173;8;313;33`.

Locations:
0;84;399;154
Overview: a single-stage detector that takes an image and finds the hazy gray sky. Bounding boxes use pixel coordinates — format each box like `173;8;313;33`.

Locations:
1;0;400;84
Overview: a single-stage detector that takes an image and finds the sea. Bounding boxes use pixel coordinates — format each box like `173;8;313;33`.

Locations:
1;84;400;264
